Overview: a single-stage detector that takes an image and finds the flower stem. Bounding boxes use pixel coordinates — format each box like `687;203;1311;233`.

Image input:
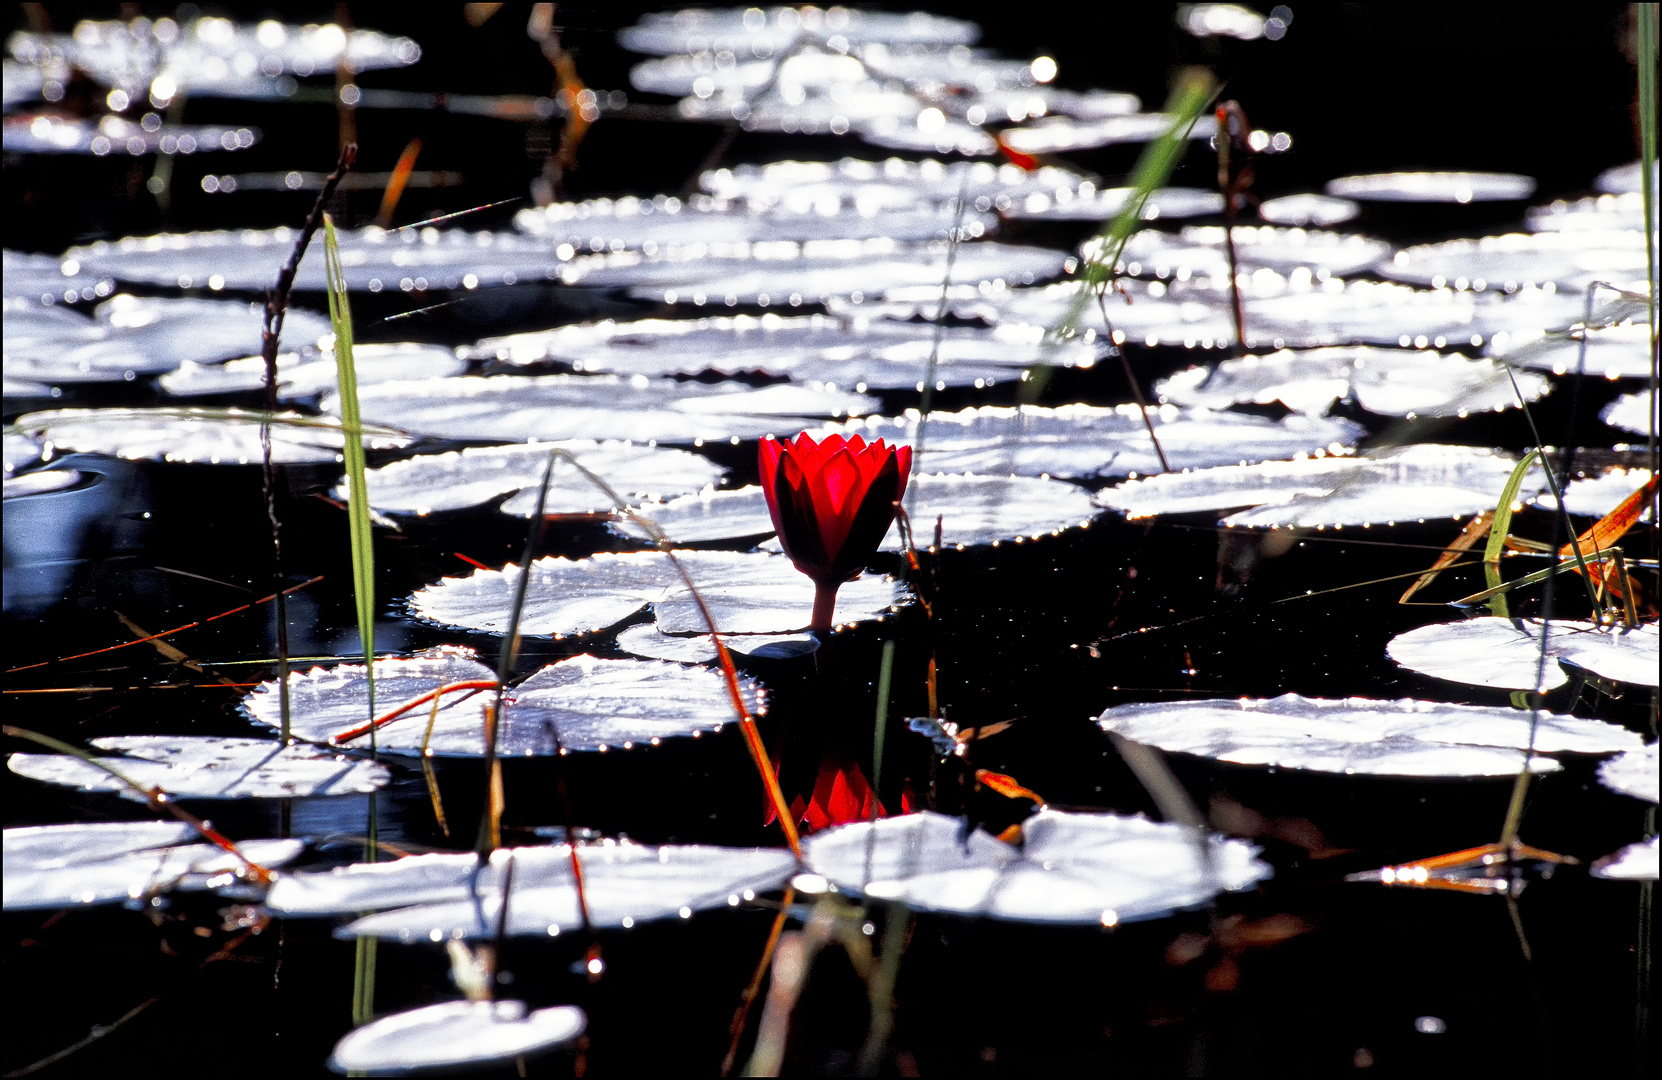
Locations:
810;582;839;632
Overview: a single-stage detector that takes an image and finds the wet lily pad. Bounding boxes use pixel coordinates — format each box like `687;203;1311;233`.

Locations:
516;196;993;247
1108;225;1392;280
331;374;874;446
3;249;115;305
3;469;82;499
1528;192;1651;233
1598;743;1659;803
1591;837;1659;882
827;404;1363;480
1325;171;1536;203
1387;619;1660;692
461;314;1100;389
345;441;725;519
1003;186;1223;222
1601;391;1657;436
160;342;465;400
700;157;1086;215
1156;347;1550;418
8;736;390;799
612;624;818;663
4;822;302;910
998;112;1214;155
801;810;1270;925
411;550;904;638
244;652;762;755
1381;232;1649;293
1534;467;1655;519
1495;323;1656;380
1096;444;1539;527
1097;694;1642;776
329;1000;586;1076
562;240;1072;305
13;407;414;465
267;842;796;938
3;112;259;156
1258;194;1360;227
620;7;978;56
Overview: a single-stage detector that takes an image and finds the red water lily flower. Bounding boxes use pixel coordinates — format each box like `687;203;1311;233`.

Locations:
759;432;912;631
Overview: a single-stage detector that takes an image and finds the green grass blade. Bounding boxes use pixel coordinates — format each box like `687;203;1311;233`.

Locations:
1482;449;1540;618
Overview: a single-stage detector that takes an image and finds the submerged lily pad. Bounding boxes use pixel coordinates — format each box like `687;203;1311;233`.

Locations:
1592;837;1659;882
13;407;414;465
412;550;902;639
1598;743;1659;803
267;841;796;939
1156;347;1550;418
8;736;390;799
159;342;465;400
825;404;1363;480
4;822;302;910
1325;172;1536;203
1097;694;1641;776
461;314;1100;389
330;374;874;446
329;1000;586;1076
346;441;725;518
1096;444;1539;527
243;652;761;755
1387;619;1660;691
801;810;1270;925
1601;392;1657;436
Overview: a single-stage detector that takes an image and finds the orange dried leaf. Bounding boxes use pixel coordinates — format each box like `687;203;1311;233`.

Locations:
975;769;1045;805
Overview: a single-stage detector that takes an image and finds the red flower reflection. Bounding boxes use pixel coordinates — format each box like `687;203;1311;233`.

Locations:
759;432;912;631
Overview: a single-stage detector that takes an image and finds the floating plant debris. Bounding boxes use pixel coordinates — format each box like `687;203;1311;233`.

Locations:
1495;323;1657;380
1387;619;1660;692
1107;225;1392;279
1096;444;1539;527
461;314;1099;388
3;112;259;156
997;112;1215;155
1325;171;1537;203
65;226;568;293
1598;743;1659;804
561;239;1072;304
1380;232;1649;293
1591;837;1659;882
5;293;332;385
515;197;994;247
244;652;763;755
1600;392;1657;436
160;342;465;400
1002;185;1224;222
8;736;391;799
700;157;1086;213
1258;193;1361;227
827;404;1363;480
1096;694;1642;776
1155;347;1550;418
329;1000;586;1076
410;550;904;638
612;624;818;663
4;823;302;910
801;810;1270;924
268;842;796;936
347;441;724;518
12;407;413;465
330;373;874;445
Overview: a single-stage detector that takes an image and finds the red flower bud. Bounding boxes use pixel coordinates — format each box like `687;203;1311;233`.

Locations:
758;432;912;631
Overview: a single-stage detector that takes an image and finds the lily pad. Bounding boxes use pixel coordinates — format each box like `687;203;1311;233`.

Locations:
461;314;1100;389
1528;191;1651;233
700;157;1086;215
330;374;874;446
3;249;115;305
1591;837;1659;882
1156;347;1550;418
267;841;795;937
826;404;1363;480
516;196;993;247
411;550;904;638
1003;186;1223;222
4;822;302;911
1096;444;1540;527
329;1000;586;1076
1386;619;1660;692
1107;225;1392;280
1601;392;1657;436
1598;743;1659;803
8;736;390;799
620;7;977;56
1534;467;1655;518
243;652;762;755
1325;171;1536;203
12;407;414;465
801;810;1270;925
1380;232;1649;293
998;112;1215;155
1495;323;1656;380
159;342;465;400
612;624;818;663
1097;694;1641;776
345;441;725;519
3;112;259;156
1258;194;1360;227
3;469;83;499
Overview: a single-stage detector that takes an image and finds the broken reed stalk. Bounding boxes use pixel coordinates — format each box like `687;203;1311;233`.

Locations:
260;144;355;744
2;726;271;884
